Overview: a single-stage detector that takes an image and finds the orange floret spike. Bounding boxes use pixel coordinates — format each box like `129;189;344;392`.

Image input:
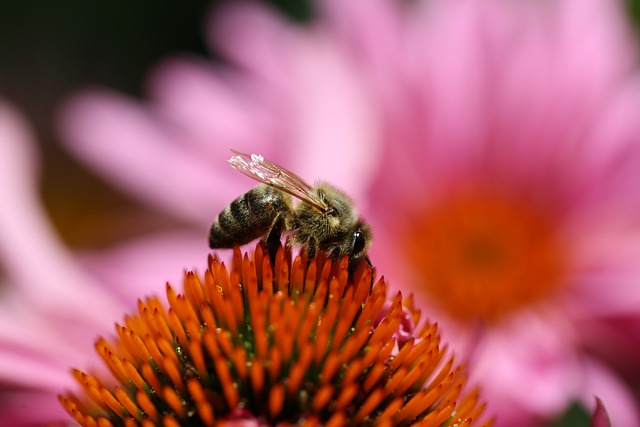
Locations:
100;387;126;417
249;359;265;396
96;417;115;427
304;258;318;296
312;384;334;412
188;338;208;379
140;363;162;394
228;268;245;325
215;357;239;408
319;351;340;383
136;390;158;422
114;387;142;421
353;388;384;424
161;414;181;427
290;255;305;298
150;309;173;347
269;383;285;419
184;271;205;309
162;386;184;419
325;412;346;427
58;241;491;427
335;383;358;410
362;362;386;393
163;358;185;393
167;309;188;348
261;254;274;295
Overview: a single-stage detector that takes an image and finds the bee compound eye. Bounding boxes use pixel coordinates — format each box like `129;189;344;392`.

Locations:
351;229;367;256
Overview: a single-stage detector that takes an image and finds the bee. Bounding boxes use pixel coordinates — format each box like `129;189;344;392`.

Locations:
209;151;372;269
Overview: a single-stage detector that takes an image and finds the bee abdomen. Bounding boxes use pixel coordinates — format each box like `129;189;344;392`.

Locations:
209;186;289;248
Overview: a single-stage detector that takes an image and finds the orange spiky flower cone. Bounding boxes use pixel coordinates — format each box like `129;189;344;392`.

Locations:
59;242;492;426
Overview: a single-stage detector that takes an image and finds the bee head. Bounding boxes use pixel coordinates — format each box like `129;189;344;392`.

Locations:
348;220;372;261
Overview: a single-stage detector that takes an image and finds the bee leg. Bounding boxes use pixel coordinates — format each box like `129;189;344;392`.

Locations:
306;237;318;260
363;255;373;272
348;255;374;291
364;256;374;290
265;213;285;263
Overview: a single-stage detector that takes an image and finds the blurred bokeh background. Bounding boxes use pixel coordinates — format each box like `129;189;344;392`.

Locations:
1;0;638;248
3;0;640;251
0;0;313;249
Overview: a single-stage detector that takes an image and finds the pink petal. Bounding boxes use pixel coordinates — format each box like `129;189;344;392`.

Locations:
0;390;70;426
78;230;211;301
319;0;403;83
573;78;640;214
566;227;640;317
0;101;39;188
580;358;640;427
206;2;294;95
208;3;382;203
0;349;74;391
0;297;96;381
369;0;638;210
58;90;236;226
0;102;123;329
279;31;381;203
448;310;580;426
148;57;281;158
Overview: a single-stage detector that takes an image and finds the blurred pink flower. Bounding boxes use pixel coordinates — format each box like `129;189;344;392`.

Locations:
356;1;640;426
57;0;640;426
0;101;114;424
0;101;205;425
0;102;304;426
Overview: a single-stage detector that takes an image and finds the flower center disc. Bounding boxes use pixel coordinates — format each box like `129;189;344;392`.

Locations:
405;187;566;324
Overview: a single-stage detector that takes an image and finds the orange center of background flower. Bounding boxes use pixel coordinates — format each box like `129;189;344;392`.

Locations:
405;187;566;324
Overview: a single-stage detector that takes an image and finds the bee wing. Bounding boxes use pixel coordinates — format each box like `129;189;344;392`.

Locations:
228;150;331;213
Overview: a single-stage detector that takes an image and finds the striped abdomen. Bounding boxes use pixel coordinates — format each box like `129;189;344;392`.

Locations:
209;185;290;248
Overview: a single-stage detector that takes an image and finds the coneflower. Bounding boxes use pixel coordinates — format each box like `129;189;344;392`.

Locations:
59;243;491;426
